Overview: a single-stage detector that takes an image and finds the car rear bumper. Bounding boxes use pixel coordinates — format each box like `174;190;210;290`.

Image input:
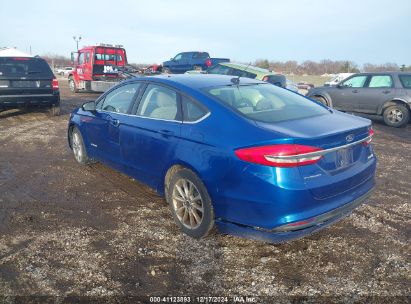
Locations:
215;186;374;243
0;94;60;108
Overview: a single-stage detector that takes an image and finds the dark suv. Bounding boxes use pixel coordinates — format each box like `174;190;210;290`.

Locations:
0;56;60;116
307;72;411;127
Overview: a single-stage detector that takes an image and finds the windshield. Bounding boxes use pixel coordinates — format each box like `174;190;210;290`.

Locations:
0;57;53;78
204;83;329;123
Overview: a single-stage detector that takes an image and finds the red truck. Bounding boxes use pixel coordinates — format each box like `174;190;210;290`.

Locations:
68;44;130;93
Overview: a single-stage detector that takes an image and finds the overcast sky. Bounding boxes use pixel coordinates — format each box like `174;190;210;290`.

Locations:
1;0;410;65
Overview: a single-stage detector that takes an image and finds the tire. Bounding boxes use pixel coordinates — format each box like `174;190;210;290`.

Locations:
166;168;214;239
312;95;328;106
69;77;78;93
383;104;410;127
70;127;91;165
49;104;61;116
163;67;171;74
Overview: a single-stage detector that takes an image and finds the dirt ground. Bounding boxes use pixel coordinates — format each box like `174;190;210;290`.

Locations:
0;77;409;303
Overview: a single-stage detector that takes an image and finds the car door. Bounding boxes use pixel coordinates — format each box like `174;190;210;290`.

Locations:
329;75;368;111
120;83;182;189
84;82;142;168
357;74;396;114
170;53;183;73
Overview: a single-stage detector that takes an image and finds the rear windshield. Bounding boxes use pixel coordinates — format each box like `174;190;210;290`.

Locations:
0;57;53;78
95;54;123;61
399;75;411;89
204;83;329;123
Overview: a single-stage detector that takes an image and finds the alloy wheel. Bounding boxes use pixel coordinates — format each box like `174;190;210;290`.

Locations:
387;108;403;123
172;178;204;229
72;132;82;162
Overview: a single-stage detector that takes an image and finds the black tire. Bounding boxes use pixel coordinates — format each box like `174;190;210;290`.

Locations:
49;104;61;116
69;77;78;93
166;168;214;239
312;95;328;106
383;104;410;128
70;127;91;165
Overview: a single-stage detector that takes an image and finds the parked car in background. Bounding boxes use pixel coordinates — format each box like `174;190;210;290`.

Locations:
68;74;376;243
324;73;354;86
297;81;315;90
193;62;298;91
307;72;411;127
162;52;229;74
0;54;60;115
56;66;74;76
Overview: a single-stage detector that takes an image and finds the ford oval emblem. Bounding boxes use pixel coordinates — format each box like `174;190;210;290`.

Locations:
346;134;355;142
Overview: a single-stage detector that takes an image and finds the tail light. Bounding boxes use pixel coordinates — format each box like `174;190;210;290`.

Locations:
205;59;212;67
52;77;59;91
235;144;323;167
363;127;374;146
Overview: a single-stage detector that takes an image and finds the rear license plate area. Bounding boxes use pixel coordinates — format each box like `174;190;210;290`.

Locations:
335;147;354;169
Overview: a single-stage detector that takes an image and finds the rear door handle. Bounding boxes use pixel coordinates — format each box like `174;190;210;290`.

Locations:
382;90;391;94
352;89;359;93
158;129;174;136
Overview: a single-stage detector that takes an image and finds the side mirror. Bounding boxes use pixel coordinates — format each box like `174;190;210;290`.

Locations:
82;100;96;112
71;51;78;64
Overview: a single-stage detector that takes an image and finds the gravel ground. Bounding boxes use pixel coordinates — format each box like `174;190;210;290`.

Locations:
0;77;410;303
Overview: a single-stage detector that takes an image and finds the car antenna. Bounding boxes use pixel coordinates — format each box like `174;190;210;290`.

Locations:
231;61;251;85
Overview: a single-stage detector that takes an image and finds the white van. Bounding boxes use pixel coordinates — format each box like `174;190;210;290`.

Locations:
324;73;354;86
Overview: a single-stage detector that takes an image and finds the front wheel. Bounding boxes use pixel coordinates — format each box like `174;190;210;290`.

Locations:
312;95;328;106
167;168;214;239
383;104;410;127
71;127;91;164
69;77;78;93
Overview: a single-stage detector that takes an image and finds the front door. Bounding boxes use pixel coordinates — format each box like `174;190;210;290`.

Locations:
330;74;368;112
85;82;142;167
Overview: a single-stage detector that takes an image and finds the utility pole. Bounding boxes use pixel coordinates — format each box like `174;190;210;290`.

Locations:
73;35;82;51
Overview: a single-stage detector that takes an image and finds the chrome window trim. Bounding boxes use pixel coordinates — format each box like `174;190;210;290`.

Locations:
182;111;211;124
269;135;373;160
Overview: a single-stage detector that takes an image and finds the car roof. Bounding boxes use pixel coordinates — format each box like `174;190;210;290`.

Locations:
131;74;264;89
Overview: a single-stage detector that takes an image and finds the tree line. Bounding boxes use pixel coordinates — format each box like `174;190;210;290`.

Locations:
254;59;411;75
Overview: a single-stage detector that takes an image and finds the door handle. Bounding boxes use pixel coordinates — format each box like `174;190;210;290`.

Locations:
382;90;391;94
352;89;359;93
158;129;174;136
110;118;120;127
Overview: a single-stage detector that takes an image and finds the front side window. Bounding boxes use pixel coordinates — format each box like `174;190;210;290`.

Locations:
342;75;367;88
85;52;90;63
182;95;209;122
399;75;411;88
137;84;179;121
204;83;329;123
173;54;182;61
100;83;140;113
78;53;85;65
368;75;393;88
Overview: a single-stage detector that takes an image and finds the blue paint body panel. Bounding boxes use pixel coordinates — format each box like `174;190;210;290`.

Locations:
68;74;377;242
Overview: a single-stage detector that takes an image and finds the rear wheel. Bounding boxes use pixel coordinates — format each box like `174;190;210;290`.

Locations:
167;168;214;239
71;127;90;164
49;104;61;116
383;104;410;127
312;95;328;106
69;77;78;93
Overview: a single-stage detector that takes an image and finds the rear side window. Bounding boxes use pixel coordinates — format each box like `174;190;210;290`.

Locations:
182;95;209;122
192;52;209;59
399;75;411;88
0;57;52;78
100;83;140;113
204;83;329;123
342;75;367;88
207;65;231;75
368;75;393;88
137;84;180;121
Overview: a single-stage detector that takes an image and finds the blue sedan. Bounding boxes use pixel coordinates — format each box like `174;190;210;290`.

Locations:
67;74;376;243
